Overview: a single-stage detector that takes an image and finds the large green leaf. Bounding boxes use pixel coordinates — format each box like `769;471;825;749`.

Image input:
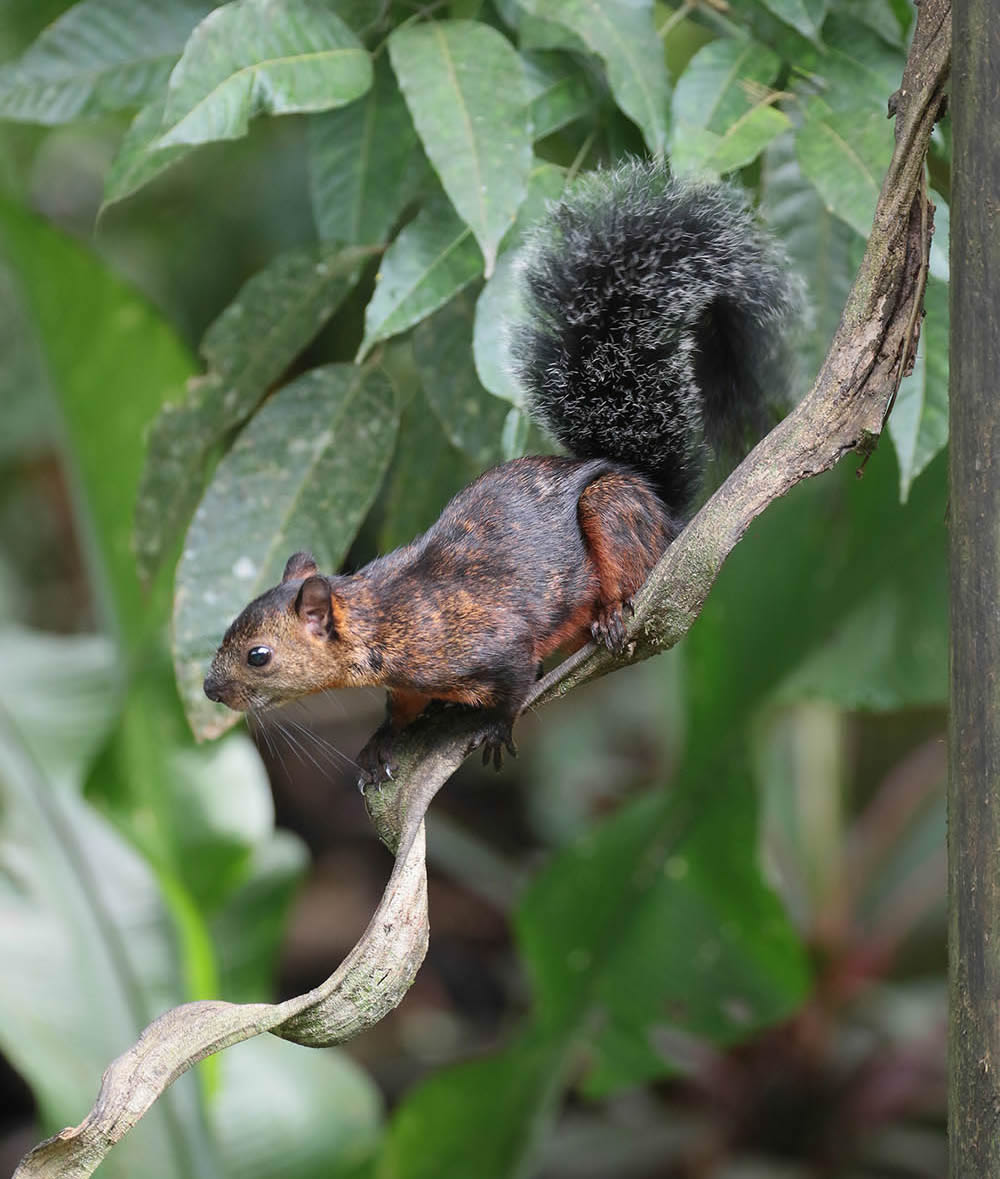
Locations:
521;775;809;1095
358;195;483;360
0;200;195;642
412;288;508;466
157;0;373;148
886;275;949;503
308;56;422;247
519;0;670;155
761;129;857;384
0;664;215;1178
134;242;368;584
0;0;207;124
173;363;399;740
684;448;948;741
796;98;894;238
388;20;532;276
670;38;786;176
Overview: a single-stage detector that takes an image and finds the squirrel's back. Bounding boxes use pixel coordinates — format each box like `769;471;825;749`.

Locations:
514;160;804;513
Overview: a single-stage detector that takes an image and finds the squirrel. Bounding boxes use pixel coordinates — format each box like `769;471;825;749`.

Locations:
203;160;803;784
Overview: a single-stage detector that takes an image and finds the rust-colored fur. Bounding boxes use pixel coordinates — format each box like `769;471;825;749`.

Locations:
204;456;676;781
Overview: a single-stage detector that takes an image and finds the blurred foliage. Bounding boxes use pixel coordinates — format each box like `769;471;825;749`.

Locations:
0;0;947;1177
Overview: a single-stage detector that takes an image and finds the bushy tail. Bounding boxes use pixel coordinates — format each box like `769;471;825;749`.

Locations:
513;160;804;513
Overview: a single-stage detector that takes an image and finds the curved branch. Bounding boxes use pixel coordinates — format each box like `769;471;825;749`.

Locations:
14;3;951;1174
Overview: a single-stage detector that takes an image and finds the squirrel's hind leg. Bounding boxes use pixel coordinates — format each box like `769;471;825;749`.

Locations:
577;472;676;655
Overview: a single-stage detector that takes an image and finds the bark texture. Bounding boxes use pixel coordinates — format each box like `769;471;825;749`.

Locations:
949;1;1000;1172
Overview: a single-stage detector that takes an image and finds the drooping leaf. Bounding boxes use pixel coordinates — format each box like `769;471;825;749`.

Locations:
0;200;195;641
674;102;790;177
796;99;894;238
521;50;594;139
519;0;670;155
173;363;399;740
887;275;949;502
357;195;483;360
308;56;422;247
134;243;369;584
157;0;373;148
758;0;826;41
761;129;857;383
0;0;208;124
388;20;533;276
412;288;508;465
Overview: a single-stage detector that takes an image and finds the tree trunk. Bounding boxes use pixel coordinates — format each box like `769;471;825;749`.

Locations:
949;2;1000;1173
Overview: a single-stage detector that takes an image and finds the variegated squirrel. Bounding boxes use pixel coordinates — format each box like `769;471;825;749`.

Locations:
203;160;802;784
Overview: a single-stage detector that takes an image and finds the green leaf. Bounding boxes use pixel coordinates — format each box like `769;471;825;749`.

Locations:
758;0;826;41
685;449;948;738
358;195;483;360
103;95;193;208
761;130;858;383
0;693;216;1177
522;50;594;139
887;276;949;502
796;13;904;113
0;200;195;642
213;1037;382;1179
836;0;908;46
674;101;790;177
412;288;508;465
134;243;368;583
0;0;207;124
378;388;476;553
157;0;373;148
308;55;422;247
670;37;787;176
173;363;399;740
473;249;526;407
519;0;670;155
520;780;810;1094
796;99;893;238
388;20;533;276
472;160;566;406
671;38;781;140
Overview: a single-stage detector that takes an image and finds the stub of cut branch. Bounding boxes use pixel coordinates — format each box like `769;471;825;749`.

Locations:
15;3;951;1175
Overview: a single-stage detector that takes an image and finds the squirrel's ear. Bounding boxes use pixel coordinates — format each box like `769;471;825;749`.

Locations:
282;551;318;582
294;575;339;640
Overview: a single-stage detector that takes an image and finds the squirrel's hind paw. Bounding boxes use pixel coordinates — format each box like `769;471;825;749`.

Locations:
591;600;634;655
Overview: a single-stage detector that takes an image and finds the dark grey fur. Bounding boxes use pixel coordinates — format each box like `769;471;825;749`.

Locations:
513;160;805;513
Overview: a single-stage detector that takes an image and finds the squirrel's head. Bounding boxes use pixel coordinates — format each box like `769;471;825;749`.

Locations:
203;551;365;712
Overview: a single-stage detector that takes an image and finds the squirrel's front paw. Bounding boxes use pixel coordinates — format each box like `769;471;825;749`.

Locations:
473;715;518;772
357;724;399;792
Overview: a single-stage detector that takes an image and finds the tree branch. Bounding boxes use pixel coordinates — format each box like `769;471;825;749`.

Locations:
14;3;951;1174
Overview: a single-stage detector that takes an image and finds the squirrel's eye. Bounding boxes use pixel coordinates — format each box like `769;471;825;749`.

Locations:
247;645;272;668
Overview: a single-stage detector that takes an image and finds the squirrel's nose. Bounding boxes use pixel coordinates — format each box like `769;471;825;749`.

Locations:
203;675;225;703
